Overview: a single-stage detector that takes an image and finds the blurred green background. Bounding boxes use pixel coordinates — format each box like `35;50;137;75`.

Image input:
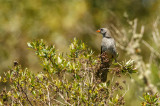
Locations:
0;0;160;105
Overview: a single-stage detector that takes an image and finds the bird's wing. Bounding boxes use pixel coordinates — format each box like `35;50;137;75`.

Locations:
112;47;117;59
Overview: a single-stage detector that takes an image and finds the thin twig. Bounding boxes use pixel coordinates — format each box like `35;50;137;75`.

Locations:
20;85;33;106
19;100;23;106
149;52;154;65
91;71;94;85
46;86;51;106
53;99;66;105
122;85;129;97
58;92;72;106
111;73;115;84
17;70;33;106
142;40;160;57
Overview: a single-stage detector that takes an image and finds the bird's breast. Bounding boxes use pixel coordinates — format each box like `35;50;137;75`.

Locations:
101;38;115;57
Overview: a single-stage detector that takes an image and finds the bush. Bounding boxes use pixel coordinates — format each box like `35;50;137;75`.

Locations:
141;92;159;106
0;38;138;105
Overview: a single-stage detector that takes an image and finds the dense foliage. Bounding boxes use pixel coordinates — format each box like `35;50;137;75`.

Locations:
0;1;160;105
0;38;142;105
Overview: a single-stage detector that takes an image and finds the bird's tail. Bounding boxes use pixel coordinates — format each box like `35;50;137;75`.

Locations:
97;63;110;82
96;52;112;82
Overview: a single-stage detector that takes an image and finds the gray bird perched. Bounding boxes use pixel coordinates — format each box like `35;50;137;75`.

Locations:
96;28;117;82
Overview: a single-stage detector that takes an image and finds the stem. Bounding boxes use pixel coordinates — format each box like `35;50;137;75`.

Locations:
53;99;66;105
20;85;33;106
46;87;51;106
58;92;72;106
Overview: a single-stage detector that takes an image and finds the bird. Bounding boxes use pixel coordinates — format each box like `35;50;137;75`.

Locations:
96;28;117;82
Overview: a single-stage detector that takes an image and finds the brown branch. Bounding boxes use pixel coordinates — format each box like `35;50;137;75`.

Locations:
20;85;33;106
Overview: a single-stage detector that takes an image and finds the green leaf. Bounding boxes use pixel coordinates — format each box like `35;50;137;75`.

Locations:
27;42;32;48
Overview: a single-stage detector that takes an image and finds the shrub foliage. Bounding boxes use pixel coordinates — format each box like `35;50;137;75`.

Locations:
0;38;150;105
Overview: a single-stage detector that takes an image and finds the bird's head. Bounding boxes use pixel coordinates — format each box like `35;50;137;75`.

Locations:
96;28;111;37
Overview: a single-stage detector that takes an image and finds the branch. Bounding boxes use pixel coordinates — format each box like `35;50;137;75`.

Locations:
58;92;72;106
20;85;33;106
46;86;51;106
53;99;66;105
142;40;160;57
122;85;129;97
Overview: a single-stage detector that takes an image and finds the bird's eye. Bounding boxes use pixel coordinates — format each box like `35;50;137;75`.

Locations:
100;29;103;31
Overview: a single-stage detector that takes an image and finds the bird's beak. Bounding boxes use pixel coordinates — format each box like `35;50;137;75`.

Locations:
96;29;100;32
